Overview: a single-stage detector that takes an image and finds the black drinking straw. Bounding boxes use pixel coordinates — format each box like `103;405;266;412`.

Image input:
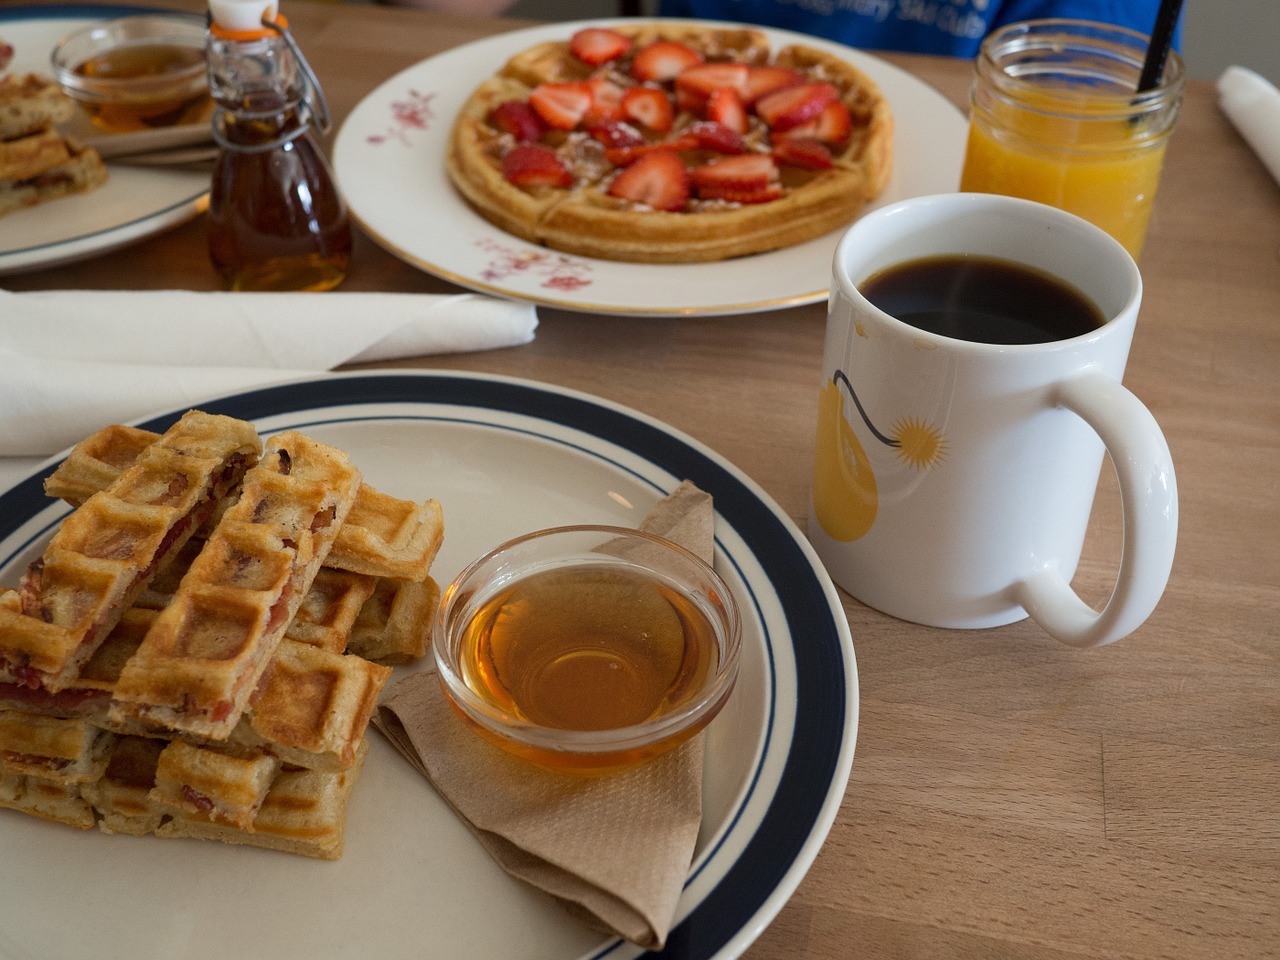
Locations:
1137;0;1186;91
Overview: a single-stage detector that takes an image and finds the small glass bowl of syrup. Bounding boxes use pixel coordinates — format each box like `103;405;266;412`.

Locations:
434;525;742;776
51;14;211;134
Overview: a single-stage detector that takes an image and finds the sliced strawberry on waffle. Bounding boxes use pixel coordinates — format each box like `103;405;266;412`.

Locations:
528;81;594;130
772;137;834;170
607;150;690;211
502;143;573;187
688;120;745;154
603;134;698;167
690;154;782;204
621;86;675;133
674;62;750;112
489;100;546;142
778;99;854;147
587;120;646;149
742;65;804;106
585;76;626;123
706;88;748;134
569;27;632;66
630;39;703;83
755;82;841;132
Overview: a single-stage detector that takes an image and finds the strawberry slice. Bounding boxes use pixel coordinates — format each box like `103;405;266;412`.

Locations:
742;65;804;105
706;87;748;134
585;76;626;123
630;39;703;83
604;134;698;167
528;82;594;130
755;82;841;132
779;99;855;147
699;182;783;204
607;150;691;211
569;27;632;66
502;143;573;188
621;86;675;133
489;100;546;142
690;153;781;203
586;120;645;149
772;137;834;169
674;62;750;112
688;120;745;154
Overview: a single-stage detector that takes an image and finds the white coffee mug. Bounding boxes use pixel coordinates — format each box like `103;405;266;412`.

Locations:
809;193;1177;647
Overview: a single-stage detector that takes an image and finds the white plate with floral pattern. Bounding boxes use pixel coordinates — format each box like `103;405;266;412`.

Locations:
333;19;964;317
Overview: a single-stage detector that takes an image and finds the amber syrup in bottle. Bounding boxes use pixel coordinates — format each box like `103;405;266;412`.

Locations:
206;2;351;291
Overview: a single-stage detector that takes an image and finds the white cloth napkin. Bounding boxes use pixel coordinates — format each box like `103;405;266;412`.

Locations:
0;290;538;456
1218;66;1280;189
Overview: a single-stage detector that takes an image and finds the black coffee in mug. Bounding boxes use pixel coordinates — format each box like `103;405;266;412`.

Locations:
860;255;1106;345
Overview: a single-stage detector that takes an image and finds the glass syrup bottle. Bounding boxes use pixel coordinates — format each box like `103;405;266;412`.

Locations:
205;0;351;291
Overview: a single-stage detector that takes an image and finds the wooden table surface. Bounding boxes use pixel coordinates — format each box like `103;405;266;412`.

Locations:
4;2;1279;958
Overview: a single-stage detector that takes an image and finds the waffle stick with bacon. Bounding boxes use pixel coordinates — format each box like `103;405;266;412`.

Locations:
108;431;364;741
0;633;385;858
0;72;108;218
0;418;445;858
46;424;445;584
0;592;392;774
0;549;391;853
0;411;261;693
0;729;370;858
0;554;428;728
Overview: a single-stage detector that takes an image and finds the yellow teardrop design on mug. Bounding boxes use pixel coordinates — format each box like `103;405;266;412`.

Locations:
812;379;878;541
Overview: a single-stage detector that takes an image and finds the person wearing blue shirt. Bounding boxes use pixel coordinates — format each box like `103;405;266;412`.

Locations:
655;0;1175;57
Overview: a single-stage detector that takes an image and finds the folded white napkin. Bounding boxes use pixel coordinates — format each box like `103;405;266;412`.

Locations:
0;290;538;456
1218;66;1280;189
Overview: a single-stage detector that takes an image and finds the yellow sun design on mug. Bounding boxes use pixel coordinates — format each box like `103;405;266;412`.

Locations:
892;416;948;470
813;372;946;542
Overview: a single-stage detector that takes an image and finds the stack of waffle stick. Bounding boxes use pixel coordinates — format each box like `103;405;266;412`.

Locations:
0;72;108;217
0;412;444;858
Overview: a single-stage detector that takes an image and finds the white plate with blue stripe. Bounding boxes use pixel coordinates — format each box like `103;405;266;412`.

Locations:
0;371;857;960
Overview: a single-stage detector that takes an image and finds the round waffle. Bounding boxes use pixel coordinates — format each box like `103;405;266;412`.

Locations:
446;23;894;264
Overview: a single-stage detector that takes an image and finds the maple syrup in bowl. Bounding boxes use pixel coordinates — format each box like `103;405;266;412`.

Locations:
52;15;211;133
434;525;741;775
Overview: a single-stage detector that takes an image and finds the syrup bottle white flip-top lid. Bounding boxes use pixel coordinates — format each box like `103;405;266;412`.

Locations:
208;0;281;32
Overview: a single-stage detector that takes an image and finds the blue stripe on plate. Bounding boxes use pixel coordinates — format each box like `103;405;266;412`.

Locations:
0;373;848;960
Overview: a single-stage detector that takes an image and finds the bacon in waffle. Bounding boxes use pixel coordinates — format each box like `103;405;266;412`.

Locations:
149;739;281;829
47;426;444;582
347;575;440;665
0;411;260;693
447;22;893;263
155;739;368;859
0;599;152;727
0;709;116;783
109;431;362;740
228;639;391;771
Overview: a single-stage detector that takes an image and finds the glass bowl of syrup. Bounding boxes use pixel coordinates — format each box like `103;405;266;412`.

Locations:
51;14;211;133
434;525;742;776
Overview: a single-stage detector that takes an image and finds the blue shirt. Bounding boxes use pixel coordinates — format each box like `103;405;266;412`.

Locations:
655;0;1178;58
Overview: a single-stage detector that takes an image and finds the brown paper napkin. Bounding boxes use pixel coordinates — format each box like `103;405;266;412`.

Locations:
373;481;714;950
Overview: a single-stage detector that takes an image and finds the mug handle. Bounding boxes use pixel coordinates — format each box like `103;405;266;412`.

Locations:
1015;371;1179;648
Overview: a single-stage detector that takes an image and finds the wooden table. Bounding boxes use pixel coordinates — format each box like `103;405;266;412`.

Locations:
5;3;1279;957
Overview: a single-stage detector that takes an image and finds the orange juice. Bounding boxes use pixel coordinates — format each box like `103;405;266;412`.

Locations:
958;20;1184;261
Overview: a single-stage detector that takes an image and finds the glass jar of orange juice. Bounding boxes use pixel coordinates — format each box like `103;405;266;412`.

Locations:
959;19;1184;260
